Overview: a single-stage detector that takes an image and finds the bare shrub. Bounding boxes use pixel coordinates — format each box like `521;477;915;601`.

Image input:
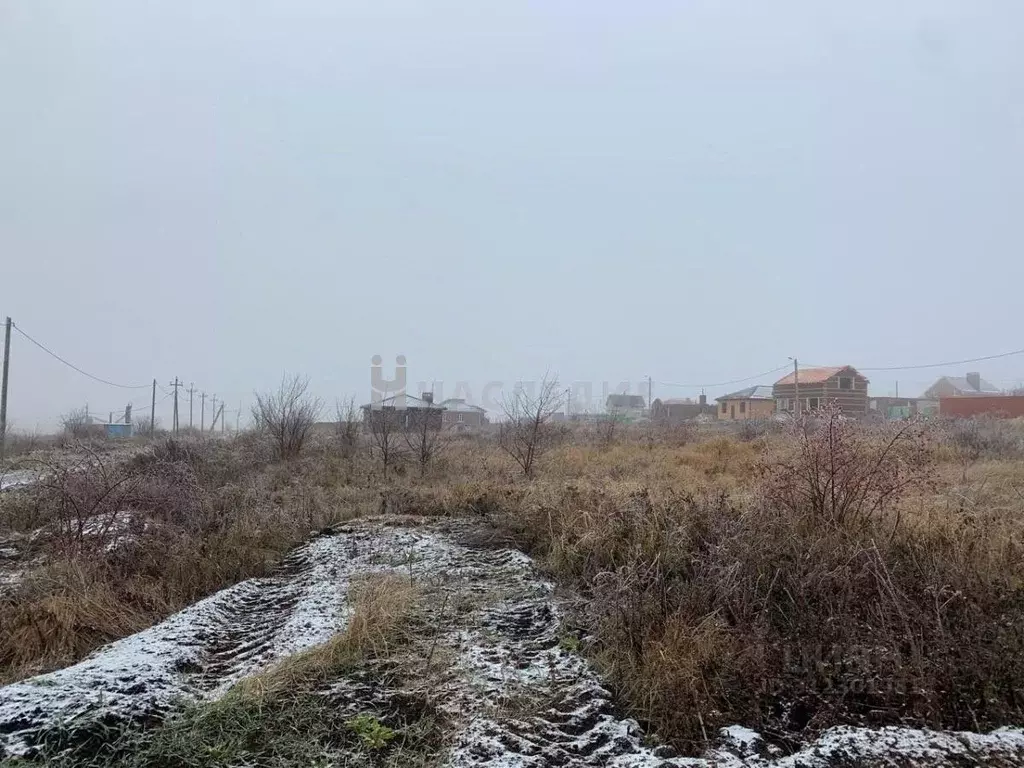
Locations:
944;416;1024;461
497;479;1024;752
251;375;323;460
498;375;563;477
756;406;935;531
598;412;623;449
734;417;779;442
335;396;360;458
60;408;92;440
654;420;695;447
28;447;157;557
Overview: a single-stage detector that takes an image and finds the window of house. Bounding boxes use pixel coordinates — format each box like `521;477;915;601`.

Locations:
776;398;788;411
839;377;853;390
721;402;728;414
739;401;746;414
457;413;464;423
808;397;819;410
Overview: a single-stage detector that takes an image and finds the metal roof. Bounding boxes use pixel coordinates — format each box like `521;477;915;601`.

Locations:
361;394;441;410
716;385;774;401
439;398;487;413
936;376;1001;395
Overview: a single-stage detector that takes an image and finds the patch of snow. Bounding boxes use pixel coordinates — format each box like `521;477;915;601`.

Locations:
721;725;763;755
0;522;464;756
0;470;38;491
0;568;23;595
2;517;1023;767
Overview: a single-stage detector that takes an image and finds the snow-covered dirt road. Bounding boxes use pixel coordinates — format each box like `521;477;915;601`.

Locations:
1;517;1022;766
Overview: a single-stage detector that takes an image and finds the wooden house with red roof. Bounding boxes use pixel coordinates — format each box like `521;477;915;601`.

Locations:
772;365;869;417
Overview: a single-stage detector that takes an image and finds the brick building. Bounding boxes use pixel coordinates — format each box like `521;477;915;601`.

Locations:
773;366;869;417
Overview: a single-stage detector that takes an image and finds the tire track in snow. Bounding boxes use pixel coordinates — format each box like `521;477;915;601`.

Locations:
0;522;457;757
1;518;1022;766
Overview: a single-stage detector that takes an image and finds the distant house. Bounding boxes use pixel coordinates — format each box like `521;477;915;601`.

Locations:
773;366;869;417
439;398;488;429
922;372;1002;399
606;394;647;421
651;395;717;424
716;385;775;421
361;393;444;431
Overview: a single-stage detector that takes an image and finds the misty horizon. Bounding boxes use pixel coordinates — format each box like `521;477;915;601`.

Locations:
3;1;1023;431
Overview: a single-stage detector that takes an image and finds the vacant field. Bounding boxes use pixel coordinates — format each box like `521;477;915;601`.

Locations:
1;413;1023;761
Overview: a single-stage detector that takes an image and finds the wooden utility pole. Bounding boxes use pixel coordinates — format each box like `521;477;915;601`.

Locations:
150;379;156;436
210;395;217;432
169;377;182;434
0;317;11;460
188;383;195;429
200;392;206;433
236;402;240;433
792;358;800;418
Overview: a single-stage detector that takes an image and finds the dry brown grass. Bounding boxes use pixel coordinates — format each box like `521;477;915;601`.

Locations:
484;419;1024;751
3;419;1023;756
0;436;363;682
238;573;418;699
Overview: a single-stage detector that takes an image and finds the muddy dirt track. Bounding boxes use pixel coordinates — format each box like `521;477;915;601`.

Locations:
1;517;1022;766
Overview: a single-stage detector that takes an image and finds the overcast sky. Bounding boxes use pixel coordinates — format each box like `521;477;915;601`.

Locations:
2;0;1023;429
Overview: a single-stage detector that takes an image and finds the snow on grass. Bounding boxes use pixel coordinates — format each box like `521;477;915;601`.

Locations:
0;522;463;757
2;517;1022;766
0;469;38;491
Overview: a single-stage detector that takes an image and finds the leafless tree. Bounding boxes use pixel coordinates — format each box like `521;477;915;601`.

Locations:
134;417;162;438
403;409;452;476
251;375;323;460
499;375;564;477
335;396;360;458
366;405;405;479
60;407;92;439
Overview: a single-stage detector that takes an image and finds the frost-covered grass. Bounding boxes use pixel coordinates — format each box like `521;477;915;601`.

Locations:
1;573;440;768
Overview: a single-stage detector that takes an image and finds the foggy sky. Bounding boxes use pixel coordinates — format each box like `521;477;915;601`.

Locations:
2;1;1023;430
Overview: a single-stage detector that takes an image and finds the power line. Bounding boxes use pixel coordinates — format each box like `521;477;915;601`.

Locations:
659;363;791;390
12;323;151;390
852;347;1024;373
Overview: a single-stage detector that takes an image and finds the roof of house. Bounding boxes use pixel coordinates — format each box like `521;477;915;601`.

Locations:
717;385;774;402
606;394;646;408
933;376;1001;395
439;398;487;413
362;394;443;410
662;398;698;405
775;366;865;386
